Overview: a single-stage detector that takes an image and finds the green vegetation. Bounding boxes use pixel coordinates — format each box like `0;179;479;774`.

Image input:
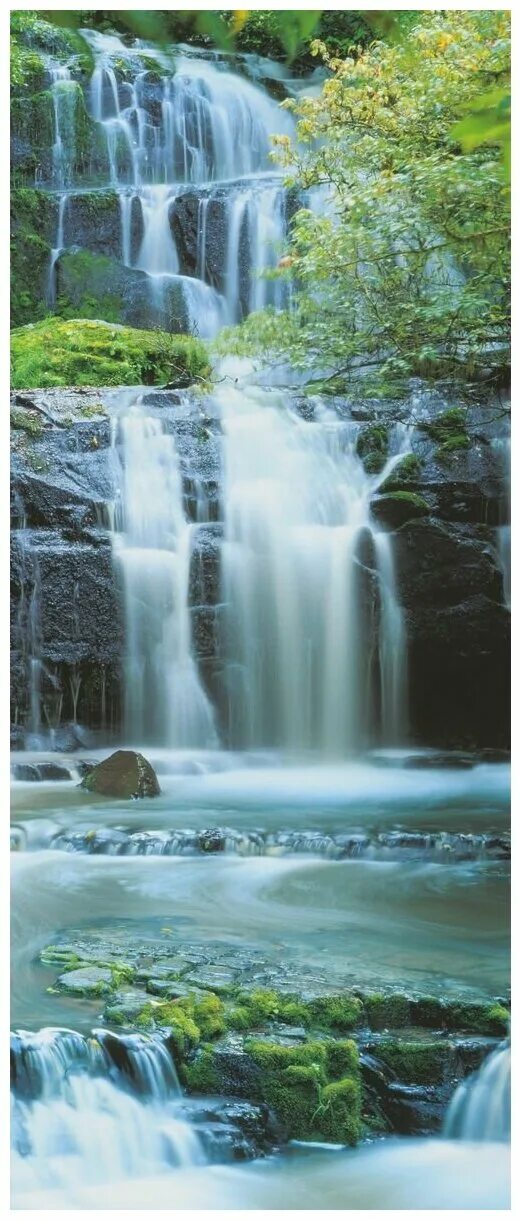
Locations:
244;1038;361;1143
218;10;510;396
356;424;389;474
375;1038;453;1086
419;407;471;462
379;491;429;513
10;319;211;389
380;453;422;492
10;188;57;326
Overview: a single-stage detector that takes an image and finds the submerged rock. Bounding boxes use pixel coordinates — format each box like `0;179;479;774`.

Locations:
80;750;160;799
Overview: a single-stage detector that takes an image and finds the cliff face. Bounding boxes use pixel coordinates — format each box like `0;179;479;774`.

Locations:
10;385;510;752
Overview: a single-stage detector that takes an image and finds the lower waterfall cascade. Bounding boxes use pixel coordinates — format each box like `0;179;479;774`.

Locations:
10;13;511;1213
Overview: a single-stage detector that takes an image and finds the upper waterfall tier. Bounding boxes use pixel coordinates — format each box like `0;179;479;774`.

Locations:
32;29;299;335
84;32;295;187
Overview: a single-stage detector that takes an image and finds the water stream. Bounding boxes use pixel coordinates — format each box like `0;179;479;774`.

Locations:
11;24;510;1211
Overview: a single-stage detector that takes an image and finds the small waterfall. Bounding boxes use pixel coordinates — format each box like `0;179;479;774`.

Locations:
218;378;409;753
373;533;407;744
47;193;68;305
11;1028;203;1202
492;436;511;607
444;1043;510;1142
49;69;76;188
110;395;217;747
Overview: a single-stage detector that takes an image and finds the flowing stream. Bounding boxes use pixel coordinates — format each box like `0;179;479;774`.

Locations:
11;26;510;1211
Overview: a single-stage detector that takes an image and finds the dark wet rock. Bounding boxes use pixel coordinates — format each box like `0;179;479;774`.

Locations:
81;750;160;799
12;760;72;782
55;249;190;333
63;191;124;259
395;520;509;749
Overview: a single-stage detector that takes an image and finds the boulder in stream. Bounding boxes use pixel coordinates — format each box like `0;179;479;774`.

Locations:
80;750;160;799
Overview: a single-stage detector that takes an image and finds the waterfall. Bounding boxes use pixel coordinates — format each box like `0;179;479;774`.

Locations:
373;533;407;744
11;1028;203;1202
42;30;296;336
110;396;217;748
444;1043;510;1142
49;67;75;188
47;193;68;305
217;377;409;753
492;436;511;607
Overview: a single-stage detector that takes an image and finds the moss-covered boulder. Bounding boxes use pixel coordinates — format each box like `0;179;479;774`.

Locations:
80;750;160;799
183;1036;362;1146
10;318;211;389
356;423;389;474
54;250;192;331
371;490;430;529
419;408;471;463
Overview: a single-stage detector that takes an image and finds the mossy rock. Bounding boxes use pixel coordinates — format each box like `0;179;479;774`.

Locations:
10;318;211;389
356;424;389;474
419;408;471;462
10;188;57;326
364;993;411;1030
371;491;430;528
380;453;422;492
80;750;160;799
375;1038;454;1085
244;1038;362;1145
54;966;115;998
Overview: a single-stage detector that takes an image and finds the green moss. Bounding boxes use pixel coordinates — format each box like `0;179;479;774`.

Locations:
55;250;125;323
356;424;389;474
229;989;362;1033
380;453;422;492
10;408;44;437
11;187;57;326
181;1046;220;1093
245;1038;361;1144
445;1002;510;1036
365;993;411;1031
134;1001;201;1051
186;993;226;1040
306;995;364;1031
436;435;471;461
314;1077;362;1146
325;1039;360;1080
11;89;55;168
375;1039;451;1085
419;408;471;461
11;318;211;390
227;1005;254;1031
379;491;429;512
409;997;510;1036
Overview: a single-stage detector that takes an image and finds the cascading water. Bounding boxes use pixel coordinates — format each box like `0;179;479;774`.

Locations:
444;1042;511;1142
46;30;295;336
11;1028;203;1206
110;395;216;748
217;374;409;753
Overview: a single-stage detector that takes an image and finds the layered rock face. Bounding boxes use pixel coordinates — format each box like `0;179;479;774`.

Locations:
10;385;510;751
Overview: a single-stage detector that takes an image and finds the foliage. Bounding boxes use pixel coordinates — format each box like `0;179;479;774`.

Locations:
10;188;56;327
10;318;211;389
218;11;510;396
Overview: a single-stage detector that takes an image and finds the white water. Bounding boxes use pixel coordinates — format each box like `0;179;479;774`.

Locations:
110;397;216;747
11;1028;203;1207
217;373;409;752
51;30;296;335
11;1024;510;1210
444;1042;511;1142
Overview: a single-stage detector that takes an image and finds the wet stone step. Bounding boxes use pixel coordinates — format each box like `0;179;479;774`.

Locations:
32;825;511;861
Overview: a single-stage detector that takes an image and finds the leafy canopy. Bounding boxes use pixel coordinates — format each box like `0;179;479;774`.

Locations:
217;10;510;396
